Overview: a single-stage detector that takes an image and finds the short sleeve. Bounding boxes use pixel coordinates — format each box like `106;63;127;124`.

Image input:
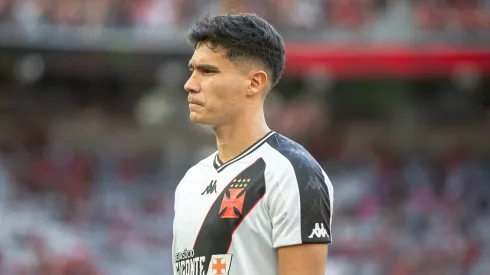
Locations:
267;160;333;248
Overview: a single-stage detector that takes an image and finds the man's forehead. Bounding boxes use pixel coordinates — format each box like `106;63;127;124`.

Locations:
188;43;261;75
189;44;226;65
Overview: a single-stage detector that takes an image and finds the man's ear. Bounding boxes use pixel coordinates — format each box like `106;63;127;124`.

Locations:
246;70;268;97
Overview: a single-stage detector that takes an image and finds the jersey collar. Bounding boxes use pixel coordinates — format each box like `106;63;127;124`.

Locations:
213;131;275;173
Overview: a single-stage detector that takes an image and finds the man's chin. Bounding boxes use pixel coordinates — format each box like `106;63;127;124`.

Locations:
189;116;201;124
189;113;211;125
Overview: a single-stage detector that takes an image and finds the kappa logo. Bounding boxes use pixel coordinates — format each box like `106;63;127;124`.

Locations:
308;199;320;213
305;175;323;191
202;180;217;195
308;223;329;239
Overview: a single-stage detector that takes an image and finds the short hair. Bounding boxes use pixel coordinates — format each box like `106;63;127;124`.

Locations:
187;13;286;88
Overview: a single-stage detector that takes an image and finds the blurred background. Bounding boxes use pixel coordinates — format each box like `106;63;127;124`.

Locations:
0;0;490;274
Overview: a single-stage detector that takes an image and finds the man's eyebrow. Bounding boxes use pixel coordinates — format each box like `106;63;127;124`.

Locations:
188;62;219;72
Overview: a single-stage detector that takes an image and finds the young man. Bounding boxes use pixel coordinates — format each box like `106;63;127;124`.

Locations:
172;13;334;275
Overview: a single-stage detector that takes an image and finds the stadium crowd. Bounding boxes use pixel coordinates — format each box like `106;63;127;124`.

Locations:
415;0;490;30
0;104;489;274
0;0;489;31
0;115;175;275
0;0;489;274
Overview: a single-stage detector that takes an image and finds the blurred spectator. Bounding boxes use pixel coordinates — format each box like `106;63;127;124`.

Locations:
414;0;490;31
327;0;372;30
1;0;489;38
0;1;489;275
0;83;488;275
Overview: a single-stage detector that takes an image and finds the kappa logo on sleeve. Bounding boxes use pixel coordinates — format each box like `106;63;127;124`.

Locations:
308;223;329;239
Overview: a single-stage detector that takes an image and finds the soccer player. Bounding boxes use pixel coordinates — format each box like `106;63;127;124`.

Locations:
172;13;334;275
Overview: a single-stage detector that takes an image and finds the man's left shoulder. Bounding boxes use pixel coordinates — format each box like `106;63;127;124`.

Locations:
265;133;324;174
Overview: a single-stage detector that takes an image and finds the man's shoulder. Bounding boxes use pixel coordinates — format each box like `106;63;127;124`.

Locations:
175;151;217;195
187;151;217;172
264;133;323;174
264;134;333;205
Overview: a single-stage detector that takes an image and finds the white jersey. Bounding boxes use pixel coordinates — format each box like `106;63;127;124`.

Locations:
172;131;334;275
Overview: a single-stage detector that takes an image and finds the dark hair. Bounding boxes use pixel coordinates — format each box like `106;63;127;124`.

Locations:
187;13;285;88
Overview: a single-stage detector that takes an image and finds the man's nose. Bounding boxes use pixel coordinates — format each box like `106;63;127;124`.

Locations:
184;75;200;94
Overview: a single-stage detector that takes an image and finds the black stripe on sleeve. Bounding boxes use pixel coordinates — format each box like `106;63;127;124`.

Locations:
267;134;332;244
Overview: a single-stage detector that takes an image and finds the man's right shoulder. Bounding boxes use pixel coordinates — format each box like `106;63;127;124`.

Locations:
190;151;217;172
175;151;217;196
180;151;217;180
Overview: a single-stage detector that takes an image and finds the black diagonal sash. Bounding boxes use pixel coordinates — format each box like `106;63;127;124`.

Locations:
193;158;267;272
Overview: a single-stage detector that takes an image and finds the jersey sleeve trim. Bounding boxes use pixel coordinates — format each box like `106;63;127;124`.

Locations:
266;134;333;247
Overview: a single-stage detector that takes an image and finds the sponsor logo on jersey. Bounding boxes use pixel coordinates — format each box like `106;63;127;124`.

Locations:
308;223;329;239
219;178;249;219
175;249;206;275
174;249;232;275
208;254;232;275
202;180;217;195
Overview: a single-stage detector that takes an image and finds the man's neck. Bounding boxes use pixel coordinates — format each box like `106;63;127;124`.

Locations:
214;114;270;164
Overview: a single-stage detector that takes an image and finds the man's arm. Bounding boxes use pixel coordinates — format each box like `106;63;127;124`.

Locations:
266;152;333;275
278;244;328;275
